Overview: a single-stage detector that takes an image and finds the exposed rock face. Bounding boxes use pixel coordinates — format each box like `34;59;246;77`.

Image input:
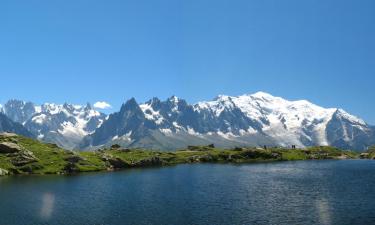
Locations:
0;168;9;176
65;155;84;163
101;154;130;169
2;100;36;124
0;114;34;138
2;93;374;151
0;132;17;137
133;156;165;167
11;150;38;166
0;142;23;153
80;93;375;151
1;100;106;150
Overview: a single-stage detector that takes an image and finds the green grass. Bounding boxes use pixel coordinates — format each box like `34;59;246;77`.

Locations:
0;135;360;176
281;150;308;160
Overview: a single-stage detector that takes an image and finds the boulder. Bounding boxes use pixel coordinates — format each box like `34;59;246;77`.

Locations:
0;132;17;137
199;154;215;162
101;154;130;169
188;155;201;163
0;168;9;176
63;162;79;174
111;144;121;149
0;142;22;153
65;155;85;163
134;157;165;167
360;153;369;159
11;150;38;166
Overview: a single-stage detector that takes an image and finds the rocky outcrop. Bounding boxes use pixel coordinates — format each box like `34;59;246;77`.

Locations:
11;150;38;166
0;114;35;138
101;154;130;169
65;154;85;163
133;156;165;167
0;132;18;137
0;142;23;153
0;168;9;176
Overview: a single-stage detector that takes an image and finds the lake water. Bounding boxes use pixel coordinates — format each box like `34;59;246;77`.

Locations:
1;160;375;225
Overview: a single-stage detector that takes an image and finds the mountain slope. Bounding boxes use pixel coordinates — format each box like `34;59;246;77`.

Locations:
80;92;375;151
1;100;106;149
0;113;34;138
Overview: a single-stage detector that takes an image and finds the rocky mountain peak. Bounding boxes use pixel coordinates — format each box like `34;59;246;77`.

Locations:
81;92;375;151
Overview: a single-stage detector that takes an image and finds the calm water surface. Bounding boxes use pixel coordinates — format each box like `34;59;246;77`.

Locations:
1;160;375;225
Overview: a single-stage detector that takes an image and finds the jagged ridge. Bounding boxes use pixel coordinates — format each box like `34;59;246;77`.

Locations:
79;92;375;151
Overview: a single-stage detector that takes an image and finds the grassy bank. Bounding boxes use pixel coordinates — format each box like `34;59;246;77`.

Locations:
0;134;359;176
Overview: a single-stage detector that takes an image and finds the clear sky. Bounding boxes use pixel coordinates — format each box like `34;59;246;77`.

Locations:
0;0;374;123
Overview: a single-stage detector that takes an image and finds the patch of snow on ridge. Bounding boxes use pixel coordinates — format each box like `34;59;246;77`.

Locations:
195;92;346;146
34;106;42;113
217;131;238;140
336;109;367;126
41;103;60;115
239;127;258;135
160;128;172;135
31;114;47;124
196;95;235;116
111;131;132;142
187;127;200;136
140;103;165;125
58;121;88;137
173;122;183;130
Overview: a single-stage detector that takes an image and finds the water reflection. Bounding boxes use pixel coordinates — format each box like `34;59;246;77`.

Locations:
316;198;331;225
40;192;55;220
1;161;375;225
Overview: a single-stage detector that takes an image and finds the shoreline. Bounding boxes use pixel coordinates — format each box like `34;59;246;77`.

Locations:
0;134;361;177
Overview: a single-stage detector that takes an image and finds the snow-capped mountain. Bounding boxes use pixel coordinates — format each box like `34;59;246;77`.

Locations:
80;92;375;151
0;113;34;138
1;100;106;149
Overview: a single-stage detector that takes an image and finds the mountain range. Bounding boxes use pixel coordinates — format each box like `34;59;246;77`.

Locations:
1;92;374;151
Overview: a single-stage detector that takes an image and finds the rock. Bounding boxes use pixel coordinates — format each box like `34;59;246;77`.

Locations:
337;155;349;159
134;157;165;167
0;142;23;153
0;132;18;137
199;154;215;162
101;154;130;169
46;143;59;148
0;168;9;176
65;155;84;163
360;153;369;159
63;162;79;174
11;150;38;166
111;144;121;149
19;164;44;173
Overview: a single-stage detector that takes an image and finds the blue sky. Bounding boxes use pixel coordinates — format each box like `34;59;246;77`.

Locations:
0;0;374;123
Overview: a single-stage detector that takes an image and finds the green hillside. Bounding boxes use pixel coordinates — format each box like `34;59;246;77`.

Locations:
0;133;359;176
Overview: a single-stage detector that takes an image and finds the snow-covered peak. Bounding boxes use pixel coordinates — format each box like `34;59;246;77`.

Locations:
41;103;60;115
139;102;164;125
197;91;336;122
2;100;107;149
194;91;350;146
213;94;231;101
167;95;180;104
81;93;374;151
250;91;277;99
335;108;367;126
